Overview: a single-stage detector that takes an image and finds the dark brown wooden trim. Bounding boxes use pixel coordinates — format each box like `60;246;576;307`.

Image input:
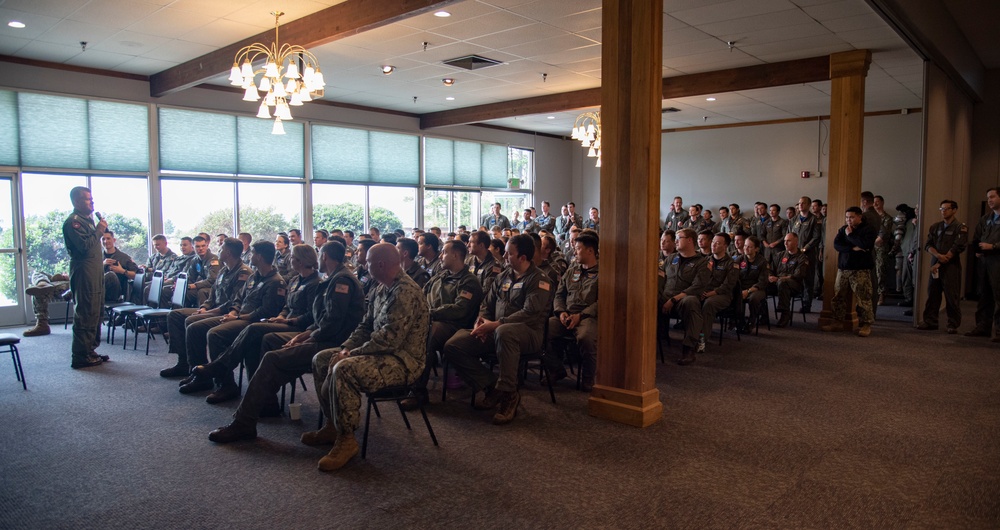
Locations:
150;0;459;97
0;54;149;82
661;108;922;133
470;123;569;140
193;83;420;118
421;55;833;129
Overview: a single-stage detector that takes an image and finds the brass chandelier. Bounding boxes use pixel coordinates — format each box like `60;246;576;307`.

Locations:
571;110;601;167
228;11;326;134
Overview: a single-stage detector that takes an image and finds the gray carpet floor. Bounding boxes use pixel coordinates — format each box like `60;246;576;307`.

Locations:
1;302;998;529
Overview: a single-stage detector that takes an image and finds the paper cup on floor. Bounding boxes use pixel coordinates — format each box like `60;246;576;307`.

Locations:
288;403;302;421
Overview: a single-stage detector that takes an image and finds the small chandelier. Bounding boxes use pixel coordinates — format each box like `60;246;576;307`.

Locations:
570;110;601;167
228;11;326;134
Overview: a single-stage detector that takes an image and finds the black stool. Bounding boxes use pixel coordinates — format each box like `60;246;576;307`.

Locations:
1;333;25;390
362;384;438;459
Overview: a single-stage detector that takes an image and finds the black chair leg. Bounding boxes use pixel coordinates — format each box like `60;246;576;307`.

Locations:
418;405;438;447
395;401;412;430
362;397;373;459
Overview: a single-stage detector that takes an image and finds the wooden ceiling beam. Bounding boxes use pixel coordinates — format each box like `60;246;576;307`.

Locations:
420;54;832;129
150;0;458;97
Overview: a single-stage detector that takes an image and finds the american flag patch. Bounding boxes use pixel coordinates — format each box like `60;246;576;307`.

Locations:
539;281;550;291
460;290;472;300
335;283;350;294
277;288;286;296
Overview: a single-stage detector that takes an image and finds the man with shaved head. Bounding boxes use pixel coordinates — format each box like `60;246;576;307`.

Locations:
304;243;429;472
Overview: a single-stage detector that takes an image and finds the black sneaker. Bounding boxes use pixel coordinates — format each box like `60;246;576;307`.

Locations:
160;364;189;378
71;357;103;369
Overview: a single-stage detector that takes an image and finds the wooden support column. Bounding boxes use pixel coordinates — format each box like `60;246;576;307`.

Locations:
587;0;662;427
819;50;872;328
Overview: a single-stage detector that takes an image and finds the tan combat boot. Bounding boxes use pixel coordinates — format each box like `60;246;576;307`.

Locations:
317;432;359;472
23;320;50;337
301;422;338;446
857;324;872;337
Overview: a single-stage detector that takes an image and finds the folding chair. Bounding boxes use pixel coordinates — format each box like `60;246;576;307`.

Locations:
112;271;163;349
134;273;187;355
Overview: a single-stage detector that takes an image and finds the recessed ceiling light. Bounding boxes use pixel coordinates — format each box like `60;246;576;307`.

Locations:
706;97;716;101
546;116;555;119
8;21;26;29
442;78;455;86
445;96;455;101
434;11;451;17
380;65;395;75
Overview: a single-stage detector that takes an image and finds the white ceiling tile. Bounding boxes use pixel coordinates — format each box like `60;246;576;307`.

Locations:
399;2;500;31
790;0;844;6
35;18;121;48
0;8;65;40
532;44;601;67
398;41;495;64
90;30;171;56
820;12;887;32
578;27;601;42
0;34;30;55
667;49;758;69
882;64;923;77
180;18;266;47
850;38;908;54
663;26;715;45
837;27;899;47
14;40;83;63
718;22;831;47
468;24;552;50
141;39;218;62
663;0;733;13
0;0;90;19
737;33;847;56
560;56;602;75
125;8;212;38
672;0;798;26
695;8;815;35
69;49;136;69
548;8;602;32
663;37;730;59
431;11;536;41
501;33;596;59
872;48;924;66
167;0;252;19
115;55;179;75
479;0;538;9
751;43;853;63
802;0;874;21
508;1;602;22
66;0;162;30
224;0;331;29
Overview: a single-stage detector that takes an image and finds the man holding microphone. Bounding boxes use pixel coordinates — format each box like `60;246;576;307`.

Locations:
63;187;108;368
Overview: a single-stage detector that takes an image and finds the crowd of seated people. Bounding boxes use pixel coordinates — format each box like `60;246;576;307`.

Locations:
58;193;927;471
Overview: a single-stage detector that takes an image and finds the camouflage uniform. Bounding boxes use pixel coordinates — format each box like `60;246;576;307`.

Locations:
663;208;689;232
165;262;252;371
543;262;599;383
405;261;431;289
147;249;177;275
27;271;70;325
444;264;551;393
419;254;443;277
830;221;877;326
190;251;222;307
412;268;484;395
319;271;429;435
157;251;198;304
921;219;968;329
63;210;104;362
874;210;895;298
535;213;556;233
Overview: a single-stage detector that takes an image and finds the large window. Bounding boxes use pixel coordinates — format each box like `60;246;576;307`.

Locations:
237;181;303;243
312;183;366;235
0;178;19;306
424;189;478;232
161;179;234;249
481;191;531;226
370;186;415;233
22;174;87;276
90;176;149;264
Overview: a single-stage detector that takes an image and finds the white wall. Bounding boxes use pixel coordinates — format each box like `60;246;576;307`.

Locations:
571;112;923;219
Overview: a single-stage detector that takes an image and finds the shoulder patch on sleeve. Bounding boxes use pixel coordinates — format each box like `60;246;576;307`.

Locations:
238;272;249;281
335;283;350;294
210;259;220;266
277;288;286;296
538;280;550;291
960;226;969;232
460;290;473;300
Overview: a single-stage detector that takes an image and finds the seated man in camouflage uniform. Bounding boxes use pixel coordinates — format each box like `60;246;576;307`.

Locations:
23;271;71;337
307;243;429;471
660;228;710;366
542;232;599;390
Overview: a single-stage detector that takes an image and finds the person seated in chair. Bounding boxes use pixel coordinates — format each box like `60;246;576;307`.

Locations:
207;241;365;442
769;232;809;327
698;233;739;354
737;236;770;333
660;228;710;366
542;232;599;391
443;234;550;425
23;271;71;337
193;244;321;404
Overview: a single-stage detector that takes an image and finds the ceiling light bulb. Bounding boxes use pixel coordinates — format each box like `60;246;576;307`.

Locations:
381;65;395;75
445;96;455;101
242;85;260;102
8;21;26;28
547;116;555;119
442;78;454;86
256;101;271;118
272;118;285;135
229;63;242;85
286;61;299;79
706;97;716;101
433;11;451;17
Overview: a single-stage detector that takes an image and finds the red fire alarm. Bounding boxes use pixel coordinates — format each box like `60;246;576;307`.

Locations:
801;171;811;179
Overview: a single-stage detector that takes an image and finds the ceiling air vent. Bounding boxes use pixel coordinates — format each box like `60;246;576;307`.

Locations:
662;107;681;113
442;55;503;70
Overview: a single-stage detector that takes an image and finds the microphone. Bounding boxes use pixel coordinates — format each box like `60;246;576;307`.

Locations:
95;212;104;222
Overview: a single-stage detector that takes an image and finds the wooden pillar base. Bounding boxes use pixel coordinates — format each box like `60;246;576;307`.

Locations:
588;385;663;428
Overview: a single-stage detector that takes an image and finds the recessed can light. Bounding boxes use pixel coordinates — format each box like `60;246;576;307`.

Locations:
706;97;716;101
8;21;26;29
547;116;555;119
445;96;455;101
434;11;451;17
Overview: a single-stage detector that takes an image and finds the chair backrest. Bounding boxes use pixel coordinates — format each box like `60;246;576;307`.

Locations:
146;271;164;307
128;269;145;304
170;273;188;309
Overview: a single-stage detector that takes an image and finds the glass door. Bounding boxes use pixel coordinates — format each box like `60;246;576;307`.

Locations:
0;175;26;325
